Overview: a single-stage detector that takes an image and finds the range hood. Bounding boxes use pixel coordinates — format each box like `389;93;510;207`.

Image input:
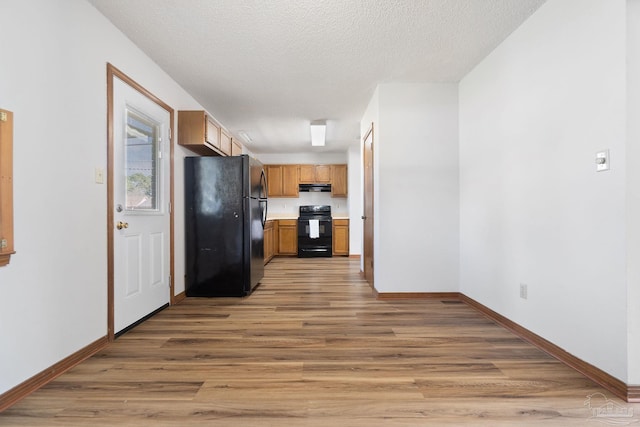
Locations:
299;183;331;192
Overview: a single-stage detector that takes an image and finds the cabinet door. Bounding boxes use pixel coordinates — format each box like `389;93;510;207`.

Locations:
266;165;283;197
205;116;221;149
332;219;349;256
264;221;274;264
220;129;232;156
331;164;348;197
178;111;209;156
178;110;231;156
298;165;315;183
231;139;243;156
315;165;331;183
282;165;299;197
278;220;298;255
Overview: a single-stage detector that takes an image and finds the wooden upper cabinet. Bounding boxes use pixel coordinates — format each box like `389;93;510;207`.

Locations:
0;109;15;267
231;138;243;156
266;163;347;196
205;116;220;150
282;165;299;197
266;165;283;197
298;165;315;183
331;164;348;197
315;165;331;183
178;110;229;156
267;165;298;198
299;165;331;183
220;128;232;156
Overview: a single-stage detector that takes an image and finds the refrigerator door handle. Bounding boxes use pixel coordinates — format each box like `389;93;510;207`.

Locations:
260;200;268;229
259;169;268;199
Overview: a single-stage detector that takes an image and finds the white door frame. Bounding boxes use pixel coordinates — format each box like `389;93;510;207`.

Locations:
106;63;175;340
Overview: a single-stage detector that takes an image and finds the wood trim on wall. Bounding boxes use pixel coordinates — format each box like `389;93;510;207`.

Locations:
362;123;374;289
377;292;460;300
173;291;186;304
458;293;635;403
0;108;15;267
106;63;176;341
0;337;108;412
376;291;637;402
106;66;115;339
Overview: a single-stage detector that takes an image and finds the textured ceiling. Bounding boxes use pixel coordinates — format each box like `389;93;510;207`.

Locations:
87;0;546;154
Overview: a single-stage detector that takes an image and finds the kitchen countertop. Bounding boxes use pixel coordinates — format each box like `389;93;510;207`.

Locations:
266;215;297;220
267;215;349;220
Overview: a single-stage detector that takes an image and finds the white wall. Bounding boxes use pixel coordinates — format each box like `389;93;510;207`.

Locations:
626;0;640;385
459;0;628;380
366;83;459;293
0;0;204;394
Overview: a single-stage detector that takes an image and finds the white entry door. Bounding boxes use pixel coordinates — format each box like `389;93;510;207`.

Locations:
113;77;170;334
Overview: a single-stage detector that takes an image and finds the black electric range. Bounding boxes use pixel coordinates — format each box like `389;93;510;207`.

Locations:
297;205;332;258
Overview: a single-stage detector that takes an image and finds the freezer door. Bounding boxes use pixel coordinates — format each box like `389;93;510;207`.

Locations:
247;155;267;200
184;156;245;297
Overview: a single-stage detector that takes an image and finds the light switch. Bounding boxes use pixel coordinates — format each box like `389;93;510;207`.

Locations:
95;167;105;184
596;150;610;172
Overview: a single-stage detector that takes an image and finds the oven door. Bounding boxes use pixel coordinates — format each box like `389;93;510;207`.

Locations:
297;218;332;257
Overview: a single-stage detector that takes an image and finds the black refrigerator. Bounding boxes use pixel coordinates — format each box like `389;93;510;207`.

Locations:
184;155;268;297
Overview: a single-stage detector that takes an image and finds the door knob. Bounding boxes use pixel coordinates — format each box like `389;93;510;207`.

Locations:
361;215;367;220
116;221;129;230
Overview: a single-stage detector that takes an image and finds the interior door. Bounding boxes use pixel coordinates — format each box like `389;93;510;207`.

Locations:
112;76;170;334
362;124;374;287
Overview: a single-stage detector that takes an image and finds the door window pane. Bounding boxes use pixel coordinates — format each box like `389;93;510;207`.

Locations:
125;109;159;211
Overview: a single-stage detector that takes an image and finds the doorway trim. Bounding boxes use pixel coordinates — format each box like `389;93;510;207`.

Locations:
106;63;175;341
362;122;374;288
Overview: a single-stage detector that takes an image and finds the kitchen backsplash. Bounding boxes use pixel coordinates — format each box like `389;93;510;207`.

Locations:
268;193;348;218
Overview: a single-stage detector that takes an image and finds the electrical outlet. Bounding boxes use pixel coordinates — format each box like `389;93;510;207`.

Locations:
519;283;528;300
596;150;610;172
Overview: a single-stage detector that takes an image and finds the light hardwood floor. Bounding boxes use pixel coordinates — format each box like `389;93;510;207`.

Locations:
1;257;637;426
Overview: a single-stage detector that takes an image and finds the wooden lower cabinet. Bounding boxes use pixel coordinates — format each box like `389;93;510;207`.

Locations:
276;219;298;255
332;219;349;256
264;220;275;265
268;218;348;258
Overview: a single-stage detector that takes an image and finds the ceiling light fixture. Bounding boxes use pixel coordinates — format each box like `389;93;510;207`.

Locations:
310;122;326;146
238;130;252;143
